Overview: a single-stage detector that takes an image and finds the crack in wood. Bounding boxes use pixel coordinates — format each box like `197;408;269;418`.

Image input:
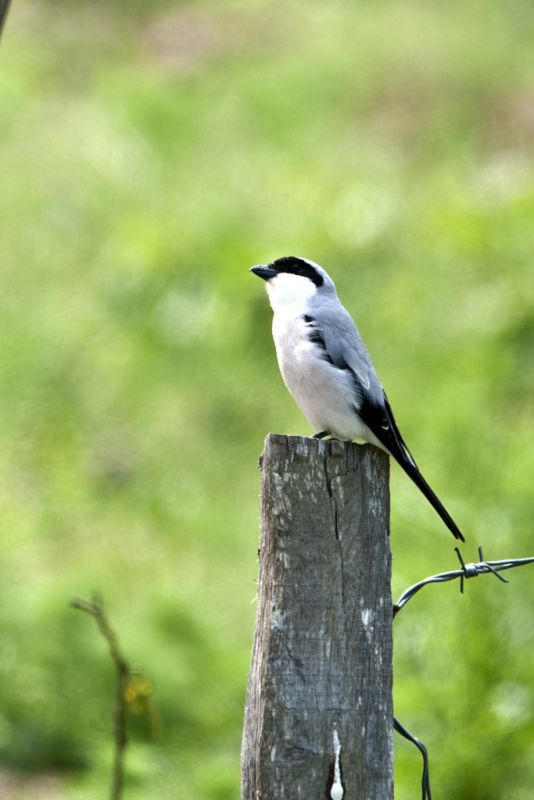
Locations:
241;435;393;799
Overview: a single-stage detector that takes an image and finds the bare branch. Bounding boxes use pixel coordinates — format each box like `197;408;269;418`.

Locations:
71;595;130;800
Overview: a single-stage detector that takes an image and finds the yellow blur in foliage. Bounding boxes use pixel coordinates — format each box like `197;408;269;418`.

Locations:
124;675;153;714
125;674;163;739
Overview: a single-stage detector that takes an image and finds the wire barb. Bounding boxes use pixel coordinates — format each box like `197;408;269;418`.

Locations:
394;548;534;615
393;548;534;799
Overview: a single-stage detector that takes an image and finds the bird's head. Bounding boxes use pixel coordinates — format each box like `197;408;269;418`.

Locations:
250;256;335;313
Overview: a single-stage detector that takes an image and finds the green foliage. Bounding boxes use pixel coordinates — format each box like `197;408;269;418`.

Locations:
0;0;533;797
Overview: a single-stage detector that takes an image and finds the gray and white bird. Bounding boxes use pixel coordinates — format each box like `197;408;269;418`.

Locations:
250;255;465;542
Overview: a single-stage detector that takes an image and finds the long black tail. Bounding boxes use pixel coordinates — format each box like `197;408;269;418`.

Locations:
394;450;465;542
357;390;465;542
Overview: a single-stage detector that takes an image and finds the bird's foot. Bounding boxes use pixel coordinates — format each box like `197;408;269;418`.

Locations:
313;430;330;439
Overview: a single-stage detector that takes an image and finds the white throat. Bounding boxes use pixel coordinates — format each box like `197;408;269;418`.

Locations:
266;273;317;319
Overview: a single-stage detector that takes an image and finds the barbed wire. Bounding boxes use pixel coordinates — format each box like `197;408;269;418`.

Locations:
393;547;534;800
394;547;534;617
394;717;432;800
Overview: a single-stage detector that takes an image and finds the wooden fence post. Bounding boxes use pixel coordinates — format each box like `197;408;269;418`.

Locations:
241;434;393;799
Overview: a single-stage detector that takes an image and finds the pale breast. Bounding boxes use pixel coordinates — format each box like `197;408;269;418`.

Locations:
271;313;368;440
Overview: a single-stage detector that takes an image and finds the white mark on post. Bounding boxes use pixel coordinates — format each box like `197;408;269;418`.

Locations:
270;606;285;631
276;551;290;568
361;608;375;645
330;725;344;800
361;608;373;627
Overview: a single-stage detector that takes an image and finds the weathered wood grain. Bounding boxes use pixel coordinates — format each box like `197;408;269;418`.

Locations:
241;434;393;800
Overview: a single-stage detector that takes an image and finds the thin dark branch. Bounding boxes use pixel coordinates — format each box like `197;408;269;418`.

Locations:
0;0;12;38
71;595;130;800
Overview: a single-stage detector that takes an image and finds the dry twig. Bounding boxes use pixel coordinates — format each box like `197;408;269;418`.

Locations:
71;595;130;800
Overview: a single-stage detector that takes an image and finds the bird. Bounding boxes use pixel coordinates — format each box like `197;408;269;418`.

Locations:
250;255;465;542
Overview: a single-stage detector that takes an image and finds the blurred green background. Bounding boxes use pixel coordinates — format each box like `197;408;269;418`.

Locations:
1;0;533;797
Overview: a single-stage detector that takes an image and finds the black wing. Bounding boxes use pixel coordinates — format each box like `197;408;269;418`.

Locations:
304;312;465;542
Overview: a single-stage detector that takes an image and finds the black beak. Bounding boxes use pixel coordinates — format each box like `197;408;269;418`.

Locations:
250;265;277;281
